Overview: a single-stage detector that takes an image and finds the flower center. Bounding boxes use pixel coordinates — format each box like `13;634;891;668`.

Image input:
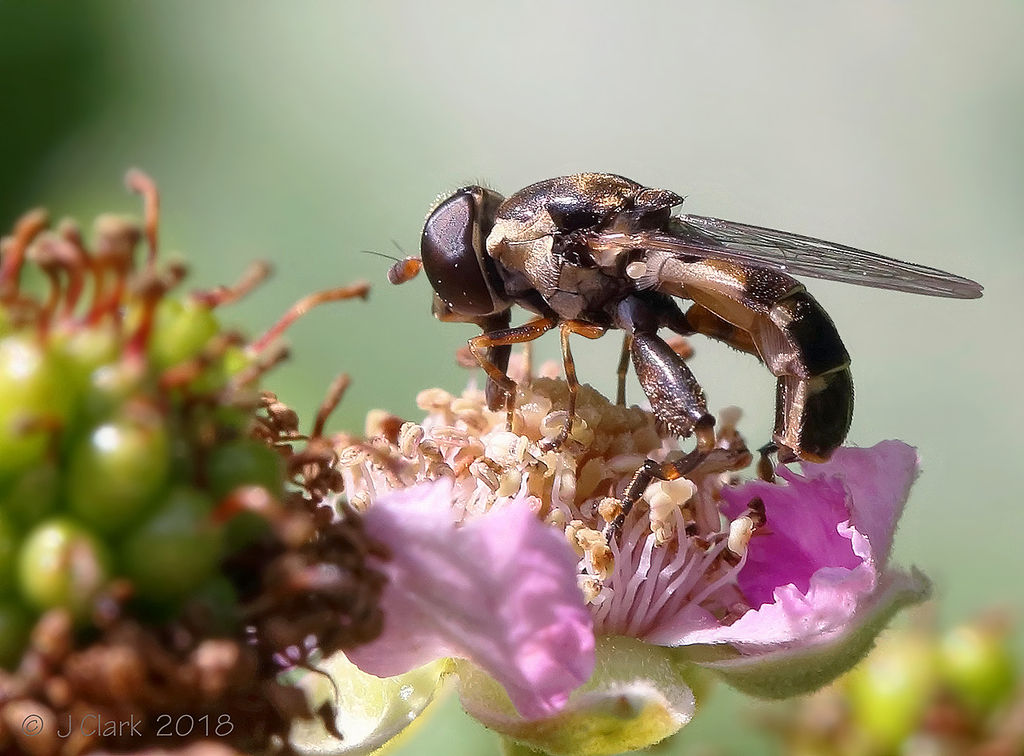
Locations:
336;356;760;641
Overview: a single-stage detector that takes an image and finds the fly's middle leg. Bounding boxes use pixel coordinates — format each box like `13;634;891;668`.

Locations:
604;449;705;537
615;333;631;406
603;445;751;537
540;320;606;452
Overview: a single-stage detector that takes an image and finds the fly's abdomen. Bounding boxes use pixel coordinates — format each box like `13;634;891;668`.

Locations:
762;290;853;461
775;366;853;462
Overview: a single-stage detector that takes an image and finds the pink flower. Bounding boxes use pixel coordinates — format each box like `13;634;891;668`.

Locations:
292;380;930;755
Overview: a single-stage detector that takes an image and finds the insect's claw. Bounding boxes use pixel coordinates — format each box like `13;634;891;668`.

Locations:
756;442;779;482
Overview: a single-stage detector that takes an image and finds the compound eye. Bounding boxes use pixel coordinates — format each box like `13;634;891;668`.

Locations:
420;187;504;317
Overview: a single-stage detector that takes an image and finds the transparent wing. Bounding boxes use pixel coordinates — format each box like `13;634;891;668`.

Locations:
598;215;983;299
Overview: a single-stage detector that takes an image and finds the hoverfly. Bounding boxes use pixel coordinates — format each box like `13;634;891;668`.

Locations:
390;173;982;529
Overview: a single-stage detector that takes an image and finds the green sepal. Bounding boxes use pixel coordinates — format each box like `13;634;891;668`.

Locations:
689;568;931;699
288;651;451;755
456;636;707;756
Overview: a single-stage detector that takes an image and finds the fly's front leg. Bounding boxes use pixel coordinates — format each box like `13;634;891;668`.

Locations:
435;302;513;412
485;343;513;412
540;320;605;452
469;317;557;430
615;333;631;406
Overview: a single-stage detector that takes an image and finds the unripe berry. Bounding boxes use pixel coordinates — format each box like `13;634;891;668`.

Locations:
120;487;222;602
844;633;937;750
939;621;1016;715
0;335;70;479
149;298;220;369
17;518;111;619
67;408;171;535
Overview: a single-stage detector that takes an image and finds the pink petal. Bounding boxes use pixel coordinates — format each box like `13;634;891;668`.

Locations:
719;471;862;610
676;562;876;648
695;569;931;698
717;441;917;610
345;480;595;720
799;440;918;568
678;441;919;648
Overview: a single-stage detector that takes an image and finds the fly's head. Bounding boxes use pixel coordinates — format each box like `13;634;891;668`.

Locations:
387;185;509;322
419;186;509;322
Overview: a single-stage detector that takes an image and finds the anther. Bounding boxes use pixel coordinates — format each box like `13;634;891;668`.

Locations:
598;497;623;525
398;423;424;457
727;516;755;556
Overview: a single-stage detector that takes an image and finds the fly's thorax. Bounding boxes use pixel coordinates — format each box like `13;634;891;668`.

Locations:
494;174;643;229
488;235;560;299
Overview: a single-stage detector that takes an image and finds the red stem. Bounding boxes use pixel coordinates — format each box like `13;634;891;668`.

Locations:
248;281;369;355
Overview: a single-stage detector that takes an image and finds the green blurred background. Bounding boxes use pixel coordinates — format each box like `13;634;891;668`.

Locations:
2;2;1020;752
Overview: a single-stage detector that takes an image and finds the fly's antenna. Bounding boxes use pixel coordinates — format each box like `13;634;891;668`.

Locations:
361;249;401;263
388;256;422;285
361;248;422;285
